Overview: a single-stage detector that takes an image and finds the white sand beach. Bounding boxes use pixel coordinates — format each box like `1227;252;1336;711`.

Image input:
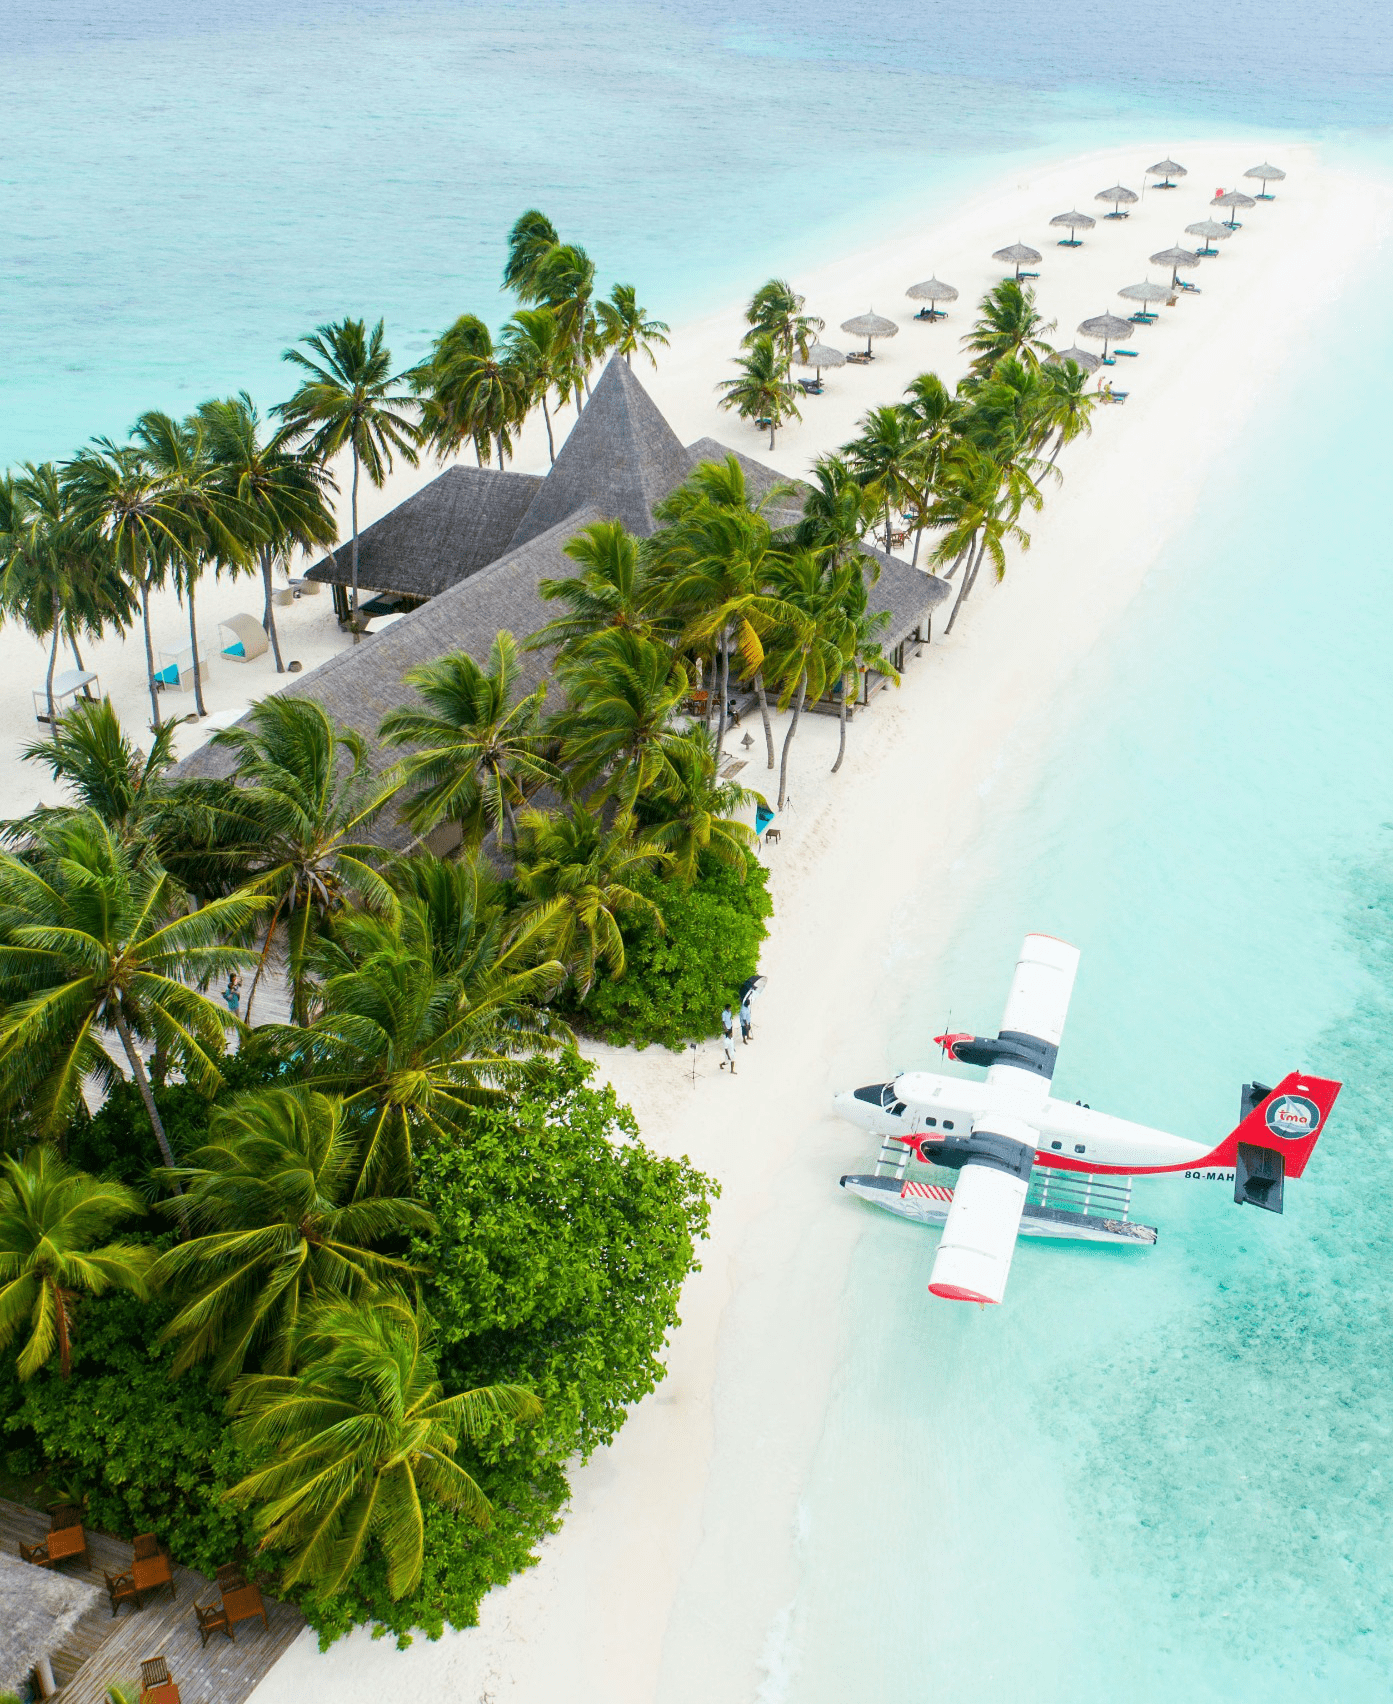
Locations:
6;136;1387;1702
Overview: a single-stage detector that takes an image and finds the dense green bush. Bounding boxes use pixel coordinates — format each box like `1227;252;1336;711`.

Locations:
0;1290;257;1575
305;1050;716;1646
568;852;772;1048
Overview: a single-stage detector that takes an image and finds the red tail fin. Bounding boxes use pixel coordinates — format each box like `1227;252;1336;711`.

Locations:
1196;1072;1341;1178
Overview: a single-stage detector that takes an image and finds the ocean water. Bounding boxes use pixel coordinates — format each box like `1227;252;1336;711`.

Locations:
763;235;1393;1700
3;0;1392;466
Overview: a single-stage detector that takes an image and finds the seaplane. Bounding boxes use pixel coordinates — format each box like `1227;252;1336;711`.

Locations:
835;934;1341;1305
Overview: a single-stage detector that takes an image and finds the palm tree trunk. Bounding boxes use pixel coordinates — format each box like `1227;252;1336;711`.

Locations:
140;576;161;727
755;673;775;770
113;1008;177;1171
68;629;85;671
832;673;850;773
503;796;520;846
46;589;61;738
244;894;287;1026
1049;427;1067;466
777;675;807;811
349;444;362;636
261;547;286;671
884;503;893;554
715;633;730;754
541;393;556;464
187;571;208;717
53;1282;72;1380
496;433;507;470
768;418;777;451
945;534;987;635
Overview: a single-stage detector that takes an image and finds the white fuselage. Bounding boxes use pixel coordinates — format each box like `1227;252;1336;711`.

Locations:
835;1066;1215;1175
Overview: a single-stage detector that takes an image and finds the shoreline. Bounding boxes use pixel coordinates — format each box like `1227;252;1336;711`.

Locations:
232;138;1393;1702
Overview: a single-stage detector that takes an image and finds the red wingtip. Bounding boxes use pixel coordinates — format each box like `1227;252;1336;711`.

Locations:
928;1282;998;1304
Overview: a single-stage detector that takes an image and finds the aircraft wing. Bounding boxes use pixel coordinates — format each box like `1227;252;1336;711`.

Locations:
929;936;1080;1303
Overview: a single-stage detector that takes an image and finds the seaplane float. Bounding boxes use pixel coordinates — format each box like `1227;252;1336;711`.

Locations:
835;933;1341;1305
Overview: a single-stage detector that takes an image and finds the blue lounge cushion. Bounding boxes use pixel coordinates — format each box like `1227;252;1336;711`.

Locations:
222;641;245;658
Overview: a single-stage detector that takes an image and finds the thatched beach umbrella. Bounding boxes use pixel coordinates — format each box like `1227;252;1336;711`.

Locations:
1146;158;1188;189
1077;313;1133;359
1050;209;1096;248
906;277;958;321
839;311;898;357
992;242;1042;281
1119;281;1172;322
1185;219;1232;257
797;342;846;380
1150;245;1200;287
1095;184;1139;219
1244;162;1286;201
1212;188;1257;229
1046;344;1102;374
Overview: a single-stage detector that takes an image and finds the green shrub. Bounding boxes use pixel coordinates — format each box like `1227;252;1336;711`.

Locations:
567;852;772;1049
304;1050;716;1647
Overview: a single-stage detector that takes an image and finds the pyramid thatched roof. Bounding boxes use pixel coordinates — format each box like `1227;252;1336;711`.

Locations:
303;465;543;600
506;356;693;549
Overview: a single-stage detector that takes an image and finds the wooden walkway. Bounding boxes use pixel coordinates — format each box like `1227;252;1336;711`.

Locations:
0;1501;304;1704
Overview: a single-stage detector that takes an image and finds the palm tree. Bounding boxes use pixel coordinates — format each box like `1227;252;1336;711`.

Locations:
501;307;569;463
961;280;1057;374
636;728;757;884
794;454;877;556
197;393;339;672
718;335;800;451
844;404;926;554
533;243;598;401
0;1149;152;1380
276;318;420;630
131;411;254;718
549;629;689;812
224;1298;540;1598
828;563;898;774
0;813;262;1162
414;315;527;471
209;697;401;1023
743;279;823;368
269;892;565;1195
0;463;130;733
378;631;563;848
596;284;670;368
512;805;668;998
1039;359;1100;464
530;519;663;654
503;208;560;300
760;550;847;811
10;697;177;848
929;441;1037;633
151;1087;434;1382
65;440;186;728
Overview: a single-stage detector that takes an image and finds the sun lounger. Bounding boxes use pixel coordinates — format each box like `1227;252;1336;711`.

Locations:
1177;281;1202;293
1113;348;1139;358
218;615;269;662
913;306;945;321
1018;269;1040;279
1127;311;1157;325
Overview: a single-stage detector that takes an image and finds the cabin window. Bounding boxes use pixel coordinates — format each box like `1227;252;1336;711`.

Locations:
1050;1140;1062;1150
943;1120;955;1130
1074;1144;1085;1154
924;1117;937;1128
890;1102;906;1117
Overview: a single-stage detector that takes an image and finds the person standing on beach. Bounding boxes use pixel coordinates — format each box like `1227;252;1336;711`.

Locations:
739;991;753;1045
721;1004;734;1041
720;1025;738;1073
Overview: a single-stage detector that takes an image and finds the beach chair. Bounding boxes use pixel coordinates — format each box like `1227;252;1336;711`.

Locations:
1113;349;1139;358
218;614;269;663
154;642;210;692
195;1600;233;1647
1177;280;1202;293
1127;312;1157;325
1018;269;1040;280
104;1567;141;1616
139;1656;181;1704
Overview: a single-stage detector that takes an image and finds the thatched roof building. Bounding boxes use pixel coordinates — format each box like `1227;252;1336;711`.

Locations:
176;356;949;845
304;466;543;601
0;1552;103;1694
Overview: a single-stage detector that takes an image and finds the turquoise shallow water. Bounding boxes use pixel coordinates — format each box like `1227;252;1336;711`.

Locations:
3;0;1391;465
774;229;1393;1699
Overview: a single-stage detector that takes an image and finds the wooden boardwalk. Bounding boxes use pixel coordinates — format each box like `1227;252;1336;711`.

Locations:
0;1501;304;1704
